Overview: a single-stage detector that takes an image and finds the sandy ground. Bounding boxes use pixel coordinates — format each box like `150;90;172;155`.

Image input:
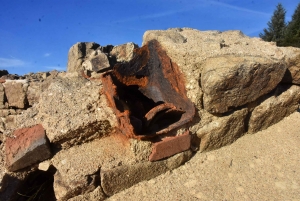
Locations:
108;111;300;201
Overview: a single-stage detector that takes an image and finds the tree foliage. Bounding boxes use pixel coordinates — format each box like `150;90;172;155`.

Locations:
284;3;300;47
259;3;286;45
260;3;300;48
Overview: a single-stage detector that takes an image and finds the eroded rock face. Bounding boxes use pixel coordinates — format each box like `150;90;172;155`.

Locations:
248;85;300;133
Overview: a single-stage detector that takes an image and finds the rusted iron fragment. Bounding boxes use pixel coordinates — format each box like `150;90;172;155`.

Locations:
101;40;195;139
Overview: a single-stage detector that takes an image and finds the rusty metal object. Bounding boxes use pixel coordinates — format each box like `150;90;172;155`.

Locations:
101;40;195;139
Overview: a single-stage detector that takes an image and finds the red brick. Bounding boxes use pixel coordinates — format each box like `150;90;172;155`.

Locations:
149;130;191;162
5;124;51;171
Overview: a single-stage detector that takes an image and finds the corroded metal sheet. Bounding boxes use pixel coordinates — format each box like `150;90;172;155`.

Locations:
101;40;195;139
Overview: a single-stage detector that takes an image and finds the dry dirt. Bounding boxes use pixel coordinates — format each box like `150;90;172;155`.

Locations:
108;111;300;201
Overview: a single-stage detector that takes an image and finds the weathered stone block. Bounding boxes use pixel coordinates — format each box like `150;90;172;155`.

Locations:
101;150;192;196
201;55;286;113
197;108;248;152
5;124;51;171
248;85;300;133
149;130;191;161
3;80;28;109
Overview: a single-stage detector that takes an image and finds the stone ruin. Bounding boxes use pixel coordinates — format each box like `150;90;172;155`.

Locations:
0;28;300;200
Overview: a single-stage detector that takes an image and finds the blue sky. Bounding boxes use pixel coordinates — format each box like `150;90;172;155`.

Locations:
0;0;299;75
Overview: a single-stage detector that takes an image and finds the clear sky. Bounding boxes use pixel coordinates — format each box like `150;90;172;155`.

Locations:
0;0;299;75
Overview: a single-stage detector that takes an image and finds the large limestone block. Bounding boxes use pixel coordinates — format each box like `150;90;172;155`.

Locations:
52;135;136;201
15;76;117;148
5;124;51;171
201;55;286;113
248;85;300;133
67;42;100;73
101;150;192;196
280;47;300;84
197;108;248;152
110;42;139;62
3;80;28;109
143;28;285;110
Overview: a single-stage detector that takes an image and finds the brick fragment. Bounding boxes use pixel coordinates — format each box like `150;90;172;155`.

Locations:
149;130;191;161
5;124;51;171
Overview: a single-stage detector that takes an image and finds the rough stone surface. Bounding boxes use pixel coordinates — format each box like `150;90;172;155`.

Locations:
15;76;117;148
143;28;285;111
5;124;51;171
248;84;300;133
110;42;139;62
3;80;28;109
67;42;100;73
51;134;135;201
4;115;16;130
197;108;248;152
26;81;41;106
280;47;300;84
101;150;192;196
201;55;286;113
0;84;5;109
149;130;191;161
129;139;152;161
68;186;106;201
108;112;300;201
82;51;110;72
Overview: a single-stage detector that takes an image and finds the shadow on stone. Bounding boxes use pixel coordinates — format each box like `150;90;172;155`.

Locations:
13;167;56;201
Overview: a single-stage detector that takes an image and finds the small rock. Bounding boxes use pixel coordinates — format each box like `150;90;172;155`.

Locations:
38;160;51;171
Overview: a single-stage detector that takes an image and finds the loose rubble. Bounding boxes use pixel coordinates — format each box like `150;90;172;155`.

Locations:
0;28;299;200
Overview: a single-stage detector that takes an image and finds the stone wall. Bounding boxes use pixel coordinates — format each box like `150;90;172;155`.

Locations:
0;28;300;200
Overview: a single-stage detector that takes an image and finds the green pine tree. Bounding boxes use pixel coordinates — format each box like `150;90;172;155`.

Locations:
284;3;300;47
259;3;286;46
